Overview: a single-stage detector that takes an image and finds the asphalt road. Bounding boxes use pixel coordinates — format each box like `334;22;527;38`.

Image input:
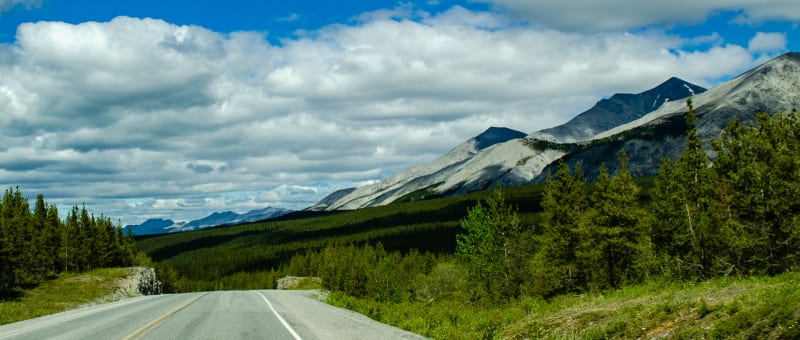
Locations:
0;290;426;340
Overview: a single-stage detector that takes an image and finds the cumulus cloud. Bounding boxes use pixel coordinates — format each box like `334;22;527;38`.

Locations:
0;6;770;224
748;32;787;53
481;0;800;31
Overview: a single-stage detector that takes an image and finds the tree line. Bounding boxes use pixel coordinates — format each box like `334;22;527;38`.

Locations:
0;189;137;295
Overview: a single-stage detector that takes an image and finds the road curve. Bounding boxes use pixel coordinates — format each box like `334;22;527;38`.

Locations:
0;290;426;340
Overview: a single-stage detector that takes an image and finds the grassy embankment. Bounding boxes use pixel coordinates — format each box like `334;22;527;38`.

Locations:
0;268;130;325
330;271;800;339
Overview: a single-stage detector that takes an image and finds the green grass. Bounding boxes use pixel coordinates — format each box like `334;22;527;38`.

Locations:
503;272;800;339
0;268;130;325
327;271;800;339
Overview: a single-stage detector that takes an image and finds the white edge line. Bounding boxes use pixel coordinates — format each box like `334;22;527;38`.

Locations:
256;291;302;340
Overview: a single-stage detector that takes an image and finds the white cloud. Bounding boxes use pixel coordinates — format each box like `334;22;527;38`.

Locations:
481;0;800;31
733;0;800;23
748;32;787;53
277;13;301;23
0;7;771;224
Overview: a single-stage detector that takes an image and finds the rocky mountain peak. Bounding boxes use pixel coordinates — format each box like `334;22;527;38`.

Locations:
641;77;705;99
474;127;527;150
530;77;706;142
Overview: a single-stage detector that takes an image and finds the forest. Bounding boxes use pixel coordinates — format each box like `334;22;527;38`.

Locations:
0;190;138;296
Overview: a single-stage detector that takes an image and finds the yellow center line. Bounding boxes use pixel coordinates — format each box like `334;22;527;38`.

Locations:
122;292;208;340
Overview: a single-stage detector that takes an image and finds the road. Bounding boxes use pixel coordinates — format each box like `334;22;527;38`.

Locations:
0;290;426;340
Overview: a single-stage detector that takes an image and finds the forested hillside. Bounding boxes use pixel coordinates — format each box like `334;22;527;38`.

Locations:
134;184;550;292
0;189;138;296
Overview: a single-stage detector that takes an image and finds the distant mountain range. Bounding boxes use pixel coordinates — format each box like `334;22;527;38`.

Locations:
315;52;800;210
125;206;293;236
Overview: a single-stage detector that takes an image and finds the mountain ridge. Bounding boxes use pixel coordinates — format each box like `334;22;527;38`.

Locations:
316;52;800;210
318;75;706;210
529;77;706;142
317;126;526;210
125;206;293;235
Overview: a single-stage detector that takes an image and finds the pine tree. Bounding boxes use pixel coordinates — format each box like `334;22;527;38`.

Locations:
712;111;800;274
1;188;33;286
579;151;647;289
45;204;62;274
532;160;588;295
77;206;93;271
651;99;727;279
64;206;79;272
0;194;12;293
30;194;51;279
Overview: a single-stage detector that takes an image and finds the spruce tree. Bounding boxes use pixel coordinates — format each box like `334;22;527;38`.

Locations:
651;99;726;279
45;204;62;274
713;112;800;274
533;160;588;295
577;151;646;289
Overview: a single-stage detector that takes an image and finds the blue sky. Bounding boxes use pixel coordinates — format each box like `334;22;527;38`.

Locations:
0;0;798;224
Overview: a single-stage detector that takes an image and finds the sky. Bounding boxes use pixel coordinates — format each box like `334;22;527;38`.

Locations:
1;0;798;225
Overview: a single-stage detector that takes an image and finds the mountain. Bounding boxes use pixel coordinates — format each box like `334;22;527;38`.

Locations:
125;206;293;235
318;77;702;210
317;127;526;210
184;211;240;229
307;188;356;211
317;52;800;210
238;207;294;223
183;207;293;229
124;218;179;236
530;77;706;142
539;51;800;181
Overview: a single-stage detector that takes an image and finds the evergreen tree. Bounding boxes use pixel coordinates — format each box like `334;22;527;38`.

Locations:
64;206;80;272
30;194;56;278
45;204;62;274
579;151;647;289
1;188;31;286
0;189;137;293
532;160;588;295
652;99;729;279
712;111;800;274
0;194;12;292
456;188;523;301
